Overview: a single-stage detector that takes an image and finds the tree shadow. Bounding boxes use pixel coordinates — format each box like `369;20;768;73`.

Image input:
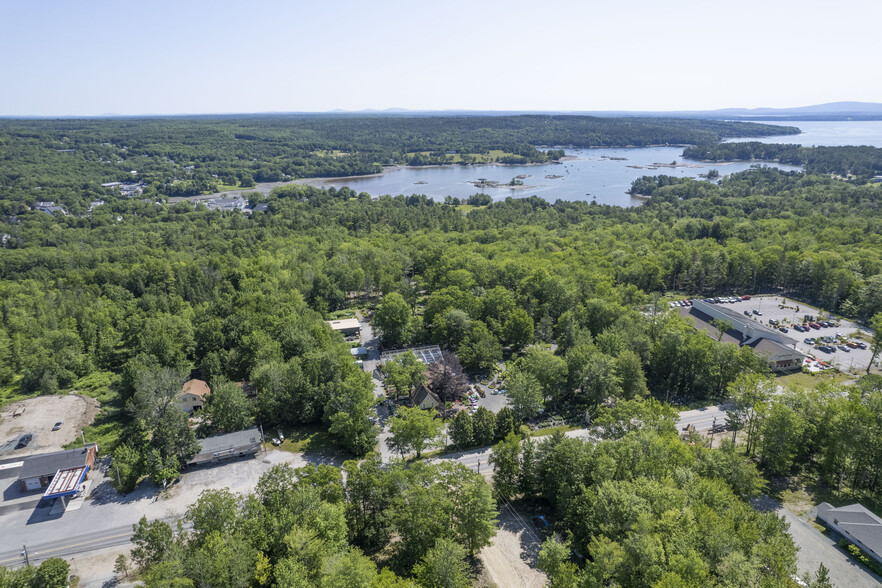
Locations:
497;499;543;567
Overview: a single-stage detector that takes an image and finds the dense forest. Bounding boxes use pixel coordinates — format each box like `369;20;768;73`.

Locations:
1;166;881;465
0;115;796;214
683;142;882;178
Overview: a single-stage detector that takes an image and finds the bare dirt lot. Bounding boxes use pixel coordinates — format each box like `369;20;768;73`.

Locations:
479;506;547;588
0;395;99;457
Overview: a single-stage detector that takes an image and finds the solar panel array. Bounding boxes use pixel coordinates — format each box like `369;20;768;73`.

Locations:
380;345;443;365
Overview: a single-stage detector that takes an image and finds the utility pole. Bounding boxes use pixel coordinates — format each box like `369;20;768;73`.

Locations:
710;416;717;448
20;545;28;567
115;464;122;487
81;432;86;447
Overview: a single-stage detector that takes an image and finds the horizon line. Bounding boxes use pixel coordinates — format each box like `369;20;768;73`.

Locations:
2;100;882;119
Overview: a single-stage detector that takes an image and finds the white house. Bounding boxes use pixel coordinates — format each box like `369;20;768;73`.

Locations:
178;379;210;412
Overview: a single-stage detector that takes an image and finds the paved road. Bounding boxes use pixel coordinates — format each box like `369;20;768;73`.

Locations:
675;405;731;433
0;517;187;568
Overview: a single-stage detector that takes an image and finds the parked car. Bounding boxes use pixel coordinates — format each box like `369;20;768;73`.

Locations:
741;295;751;300
51;421;63;431
857;342;868;350
743;310;751;316
804;338;815;344
15;434;32;449
809;323;821;329
779;327;789;333
838;345;851;352
753;309;762;315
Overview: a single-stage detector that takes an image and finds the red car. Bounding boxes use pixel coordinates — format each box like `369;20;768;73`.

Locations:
809;323;821;329
741;295;751;300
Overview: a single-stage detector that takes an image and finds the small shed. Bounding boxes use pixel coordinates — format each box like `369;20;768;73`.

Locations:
350;347;368;358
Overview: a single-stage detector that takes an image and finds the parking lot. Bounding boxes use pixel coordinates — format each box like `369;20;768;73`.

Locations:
685;295;876;374
0;395;100;458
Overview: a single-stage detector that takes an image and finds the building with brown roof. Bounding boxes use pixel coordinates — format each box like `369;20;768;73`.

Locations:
179;379;210;413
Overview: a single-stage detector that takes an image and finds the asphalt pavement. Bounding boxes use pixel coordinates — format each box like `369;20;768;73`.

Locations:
0;518;188;568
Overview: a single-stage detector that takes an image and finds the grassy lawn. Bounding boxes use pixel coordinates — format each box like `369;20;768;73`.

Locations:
264;424;337;455
777;370;851;390
66;371;126;453
768;469;882;518
214;182;246;192
529;424;580;438
327;308;360;320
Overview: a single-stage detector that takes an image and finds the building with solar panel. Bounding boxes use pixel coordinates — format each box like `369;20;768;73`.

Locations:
380;345;444;365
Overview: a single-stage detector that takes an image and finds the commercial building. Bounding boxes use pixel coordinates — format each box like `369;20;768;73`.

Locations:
682;300;804;372
188;427;263;466
817;503;882;565
327;318;361;338
17;444;98;493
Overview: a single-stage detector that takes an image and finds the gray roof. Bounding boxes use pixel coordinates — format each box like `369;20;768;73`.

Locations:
680;307;744;345
695;301;797;345
817;503;882;557
746;338;802;357
412;384;441;408
18;444;97;480
197;428;262;455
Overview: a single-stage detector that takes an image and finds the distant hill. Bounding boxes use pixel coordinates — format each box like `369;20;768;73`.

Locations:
696;102;882;120
7;102;882;121
314;103;882;121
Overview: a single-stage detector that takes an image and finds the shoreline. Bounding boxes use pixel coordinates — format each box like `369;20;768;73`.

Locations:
293;160;563;189
172;139;797;204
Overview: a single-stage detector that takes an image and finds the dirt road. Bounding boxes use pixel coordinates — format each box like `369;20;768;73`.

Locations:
479;506;547;588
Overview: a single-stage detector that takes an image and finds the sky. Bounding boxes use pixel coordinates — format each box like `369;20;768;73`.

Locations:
2;0;881;116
